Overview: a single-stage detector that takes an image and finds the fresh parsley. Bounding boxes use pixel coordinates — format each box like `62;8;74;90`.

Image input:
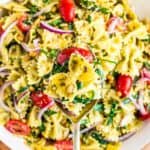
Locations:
91;132;108;145
141;35;150;42
38;124;46;132
143;62;150;71
87;15;92;23
29;5;38;14
93;103;104;112
76;80;83;90
95;68;104;79
107;100;118;125
45;110;57;116
73;96;91;104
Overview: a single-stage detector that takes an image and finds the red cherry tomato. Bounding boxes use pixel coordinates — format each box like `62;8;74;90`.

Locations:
17;15;31;32
5;119;30;136
59;0;75;22
54;140;73;150
30;91;54;108
57;47;93;65
0;24;4;36
139;106;150;121
106;17;126;34
116;75;132;97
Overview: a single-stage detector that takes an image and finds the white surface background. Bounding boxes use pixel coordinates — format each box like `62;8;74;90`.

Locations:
0;0;150;150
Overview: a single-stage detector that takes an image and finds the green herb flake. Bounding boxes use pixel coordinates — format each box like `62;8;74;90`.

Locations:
93;103;104;112
49;19;64;26
17;86;28;93
76;80;83;90
38;124;46;132
49;49;58;58
45;110;57;116
99;7;110;14
68;23;74;30
143;62;150;71
42;0;49;3
87;15;92;23
123;98;131;104
73;96;91;104
107;100;118;126
95;68;104;79
141;35;150;42
81;119;90;125
29;5;38;14
91;132;108;145
23;19;31;25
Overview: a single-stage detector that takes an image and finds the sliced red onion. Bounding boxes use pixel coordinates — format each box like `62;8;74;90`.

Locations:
38;100;54;120
33;6;51;18
136;77;150;85
0;72;10;76
0;66;7;72
0;21;18;52
128;95;140;110
20;42;40;52
141;68;150;79
33;38;40;51
0;81;14;112
107;18;119;34
40;21;73;34
138;90;147;115
119;131;136;141
13;94;21;113
17;90;29;102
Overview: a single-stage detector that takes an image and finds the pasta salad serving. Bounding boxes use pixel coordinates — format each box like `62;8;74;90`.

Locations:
0;0;150;149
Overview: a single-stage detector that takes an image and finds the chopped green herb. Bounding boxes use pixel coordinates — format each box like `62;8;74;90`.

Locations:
23;19;31;25
91;132;108;145
68;23;74;30
143;62;150;71
17;86;28;93
94;103;104;112
141;35;150;42
45;110;57;116
76;80;83;90
81;119;90;125
101;58;117;64
95;68;104;79
49;19;64;26
31;131;38;138
38;124;46;132
87;15;92;23
42;0;49;3
93;59;101;66
107;100;118;125
49;49;58;58
73;96;91;104
99;7;110;14
123;98;131;104
52;61;69;74
29;5;38;14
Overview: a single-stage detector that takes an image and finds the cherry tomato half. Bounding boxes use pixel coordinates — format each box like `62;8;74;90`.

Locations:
54;140;73;150
59;0;75;22
116;75;132;97
106;16;126;34
139;106;150;121
17;15;31;32
0;24;4;36
30;91;54;108
57;47;93;65
5;119;30;136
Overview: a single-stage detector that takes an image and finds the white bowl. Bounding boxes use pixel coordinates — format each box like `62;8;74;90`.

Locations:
0;0;150;150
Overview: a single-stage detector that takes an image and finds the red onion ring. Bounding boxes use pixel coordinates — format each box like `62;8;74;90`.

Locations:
0;81;14;112
40;21;73;34
0;21;18;52
119;131;136;141
20;42;40;52
38;99;54;120
138;90;147;115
